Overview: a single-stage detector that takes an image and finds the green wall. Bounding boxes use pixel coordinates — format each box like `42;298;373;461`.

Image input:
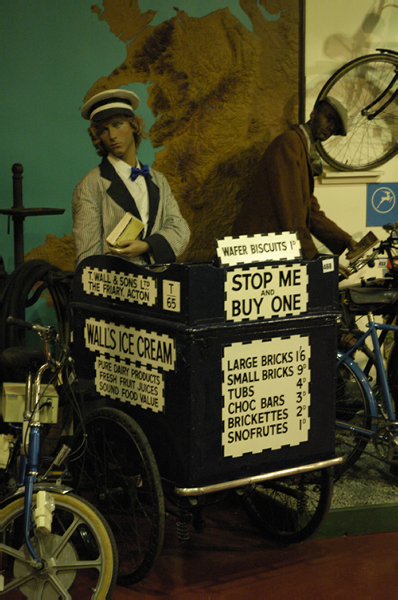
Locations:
1;0;121;272
0;0;277;274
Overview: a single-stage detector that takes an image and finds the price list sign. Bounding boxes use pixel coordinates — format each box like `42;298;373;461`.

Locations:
221;335;311;458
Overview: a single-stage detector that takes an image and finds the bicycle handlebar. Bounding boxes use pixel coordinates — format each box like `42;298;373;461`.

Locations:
7;316;58;340
376;48;398;57
345;221;398;277
347;247;380;274
382;221;398;234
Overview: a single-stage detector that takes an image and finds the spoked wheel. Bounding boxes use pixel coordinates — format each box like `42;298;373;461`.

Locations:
2;492;118;599
335;358;372;473
316;52;398;170
71;406;165;585
240;468;333;543
387;341;398;409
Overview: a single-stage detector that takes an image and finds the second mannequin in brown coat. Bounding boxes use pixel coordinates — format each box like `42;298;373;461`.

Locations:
233;100;356;260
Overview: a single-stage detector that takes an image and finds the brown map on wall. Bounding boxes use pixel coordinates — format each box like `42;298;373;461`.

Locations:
27;0;301;267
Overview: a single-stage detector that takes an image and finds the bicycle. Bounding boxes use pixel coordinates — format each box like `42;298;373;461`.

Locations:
70;402;336;585
70;403;336;577
315;48;398;171
339;222;398;390
0;317;118;598
336;224;398;474
336;311;398;475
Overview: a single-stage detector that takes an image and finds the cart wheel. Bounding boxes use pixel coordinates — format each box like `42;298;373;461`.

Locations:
240;467;333;543
71;406;165;585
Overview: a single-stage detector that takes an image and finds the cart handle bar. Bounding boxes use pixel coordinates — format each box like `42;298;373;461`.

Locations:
174;456;343;497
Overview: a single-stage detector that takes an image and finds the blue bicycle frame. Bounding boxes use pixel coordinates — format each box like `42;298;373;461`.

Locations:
336;313;398;437
23;423;43;566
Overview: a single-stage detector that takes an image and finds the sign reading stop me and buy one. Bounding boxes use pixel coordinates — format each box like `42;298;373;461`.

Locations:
224;263;308;322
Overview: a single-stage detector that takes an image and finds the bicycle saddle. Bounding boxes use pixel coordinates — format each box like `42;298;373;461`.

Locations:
345;285;398;305
0;346;47;384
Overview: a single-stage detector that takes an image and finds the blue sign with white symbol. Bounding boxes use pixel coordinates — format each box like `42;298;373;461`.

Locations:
367;183;398;226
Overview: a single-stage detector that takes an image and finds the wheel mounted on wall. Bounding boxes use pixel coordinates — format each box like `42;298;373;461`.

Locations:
0;259;73;351
315;51;398;171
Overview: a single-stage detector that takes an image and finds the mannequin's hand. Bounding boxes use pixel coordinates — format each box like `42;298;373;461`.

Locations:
346;237;357;253
339;264;351;279
108;239;150;259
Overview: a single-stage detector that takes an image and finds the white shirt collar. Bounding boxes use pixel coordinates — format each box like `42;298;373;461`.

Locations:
107;154;140;180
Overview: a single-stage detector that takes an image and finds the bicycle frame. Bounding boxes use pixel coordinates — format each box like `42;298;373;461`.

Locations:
2;316;119;597
362;68;398;120
337;313;398;438
4;318;70;568
23;422;43;565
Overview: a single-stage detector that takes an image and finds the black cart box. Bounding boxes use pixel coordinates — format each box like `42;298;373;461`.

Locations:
73;253;339;326
72;256;338;489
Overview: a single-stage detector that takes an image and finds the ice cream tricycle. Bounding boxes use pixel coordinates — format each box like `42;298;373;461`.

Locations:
70;232;342;585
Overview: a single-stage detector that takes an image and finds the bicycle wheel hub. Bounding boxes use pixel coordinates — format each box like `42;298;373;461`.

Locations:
14;534;77;598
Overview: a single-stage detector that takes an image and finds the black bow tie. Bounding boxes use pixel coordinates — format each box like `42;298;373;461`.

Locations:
130;164;150;181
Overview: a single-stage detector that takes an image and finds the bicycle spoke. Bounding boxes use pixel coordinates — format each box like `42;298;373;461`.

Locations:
316;53;398;170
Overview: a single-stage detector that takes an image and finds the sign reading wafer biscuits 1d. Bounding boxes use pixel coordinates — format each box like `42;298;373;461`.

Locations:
224;263;308;321
216;232;301;267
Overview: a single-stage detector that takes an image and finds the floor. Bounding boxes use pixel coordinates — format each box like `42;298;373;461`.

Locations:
5;410;398;598
111;454;398;599
3;447;398;598
3;472;398;599
111;494;398;599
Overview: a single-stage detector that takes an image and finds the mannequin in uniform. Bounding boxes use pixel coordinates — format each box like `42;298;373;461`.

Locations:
72;88;190;268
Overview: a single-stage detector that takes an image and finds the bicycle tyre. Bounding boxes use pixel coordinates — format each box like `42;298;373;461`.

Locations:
316;52;398;170
240;467;333;543
1;491;118;599
387;340;398;408
0;259;73;351
71;406;165;585
335;357;372;473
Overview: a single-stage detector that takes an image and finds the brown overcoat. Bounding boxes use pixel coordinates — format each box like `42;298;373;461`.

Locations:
233;125;351;259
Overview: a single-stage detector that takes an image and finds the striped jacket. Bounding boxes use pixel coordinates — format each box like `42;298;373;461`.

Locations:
72;157;190;268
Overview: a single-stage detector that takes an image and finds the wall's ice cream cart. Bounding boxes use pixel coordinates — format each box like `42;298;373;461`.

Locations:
71;232;342;583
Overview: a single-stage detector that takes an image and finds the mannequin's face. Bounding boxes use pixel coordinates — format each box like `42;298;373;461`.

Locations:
309;103;341;142
98;117;136;165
